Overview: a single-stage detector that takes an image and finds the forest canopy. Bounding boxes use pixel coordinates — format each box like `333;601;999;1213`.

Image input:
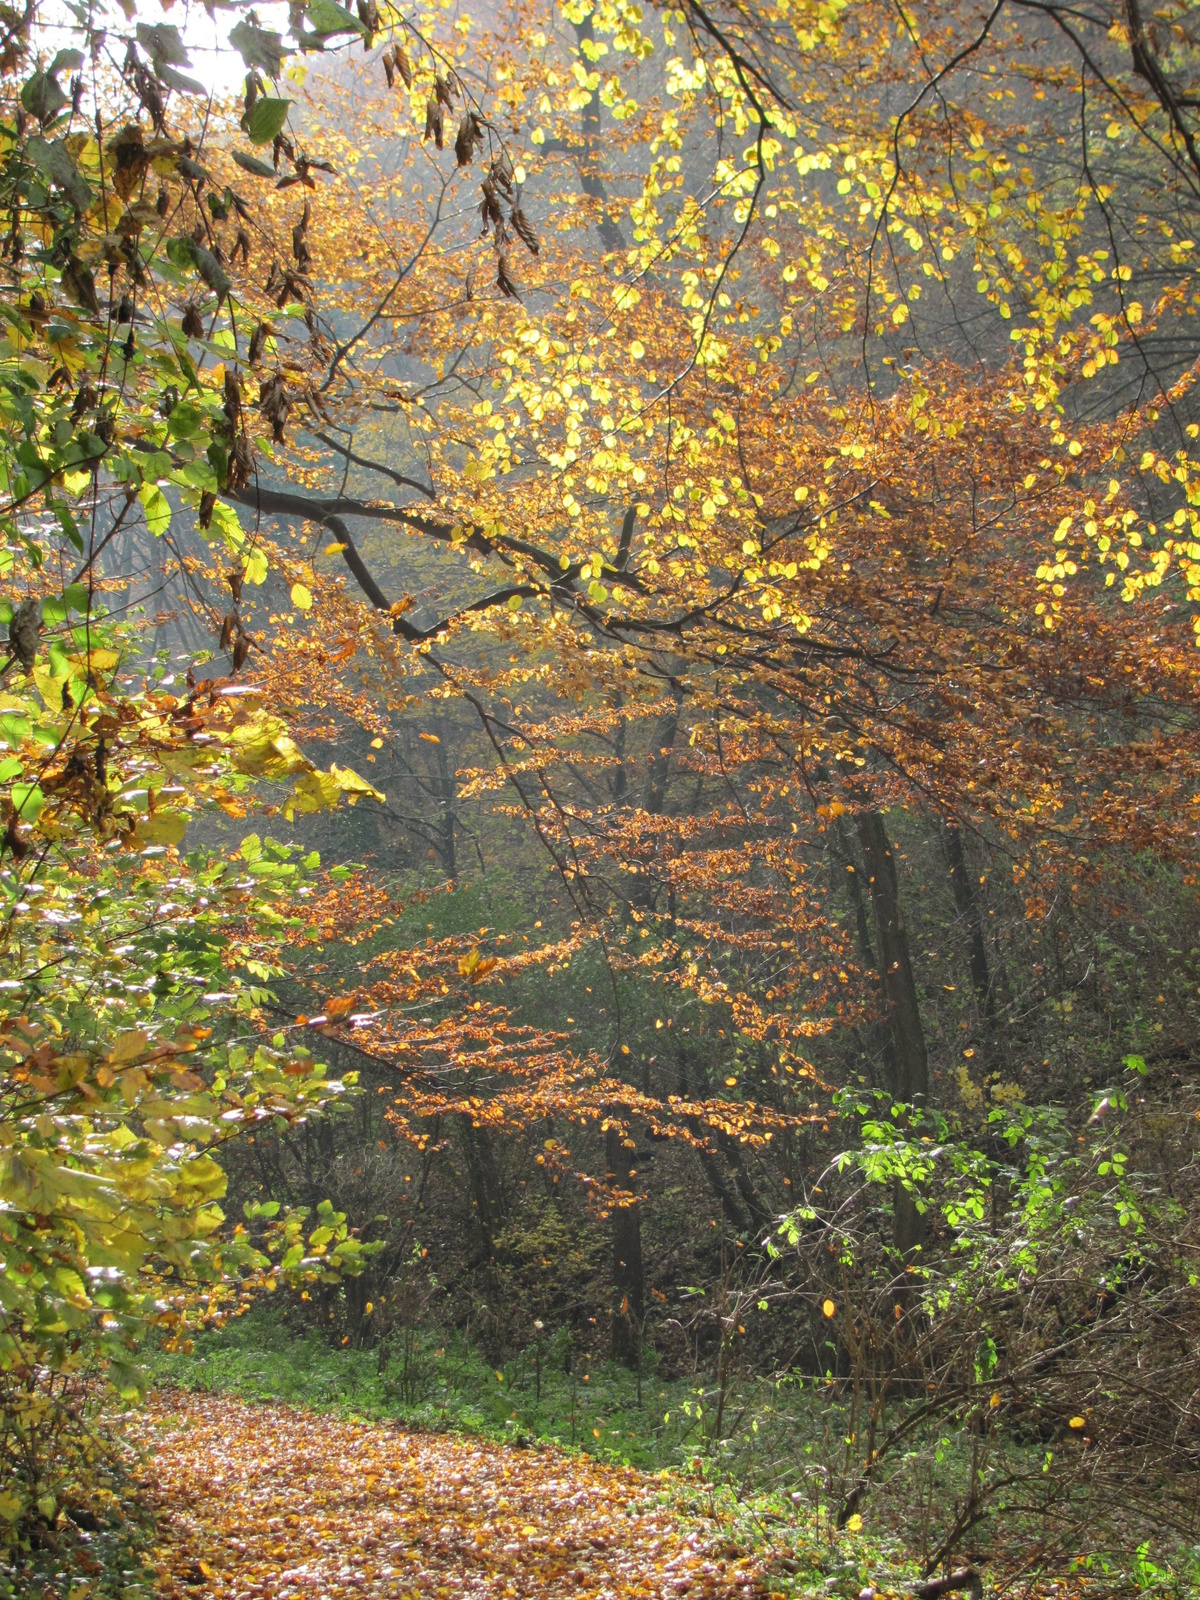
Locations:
0;0;1198;1590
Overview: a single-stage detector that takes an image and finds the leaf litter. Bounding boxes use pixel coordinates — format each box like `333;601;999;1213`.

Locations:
138;1392;766;1597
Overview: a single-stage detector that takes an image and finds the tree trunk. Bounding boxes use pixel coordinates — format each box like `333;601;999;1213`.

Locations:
834;820;899;1088
605;1122;644;1367
432;731;458;880
943;820;996;1033
855;810;929;1256
641;711;679;816
458;1115;504;1255
855;811;929;1106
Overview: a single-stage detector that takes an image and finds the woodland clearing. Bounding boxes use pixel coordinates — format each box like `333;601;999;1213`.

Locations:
136;1391;766;1599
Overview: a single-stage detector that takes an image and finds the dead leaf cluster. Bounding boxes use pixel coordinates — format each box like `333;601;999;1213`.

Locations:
139;1393;765;1598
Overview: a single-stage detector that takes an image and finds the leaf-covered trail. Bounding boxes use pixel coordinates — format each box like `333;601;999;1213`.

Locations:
138;1393;766;1598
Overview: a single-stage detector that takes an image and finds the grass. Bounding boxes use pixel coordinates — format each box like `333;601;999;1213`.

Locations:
149;1307;746;1474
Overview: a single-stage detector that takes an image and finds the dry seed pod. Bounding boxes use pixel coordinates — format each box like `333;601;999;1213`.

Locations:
480;177;502;234
496;255;520;299
181;302;204;338
424;98;444;149
382;51;394;88
8;598;39;669
510;205;539;256
248;320;269;365
454;113;480;168
490;152;514;195
228;435;253;491
292;201;311;270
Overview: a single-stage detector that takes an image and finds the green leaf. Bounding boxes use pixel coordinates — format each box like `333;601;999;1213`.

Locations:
195;245;232;302
140;483;172;537
47;48;84;76
20;71;67;124
305;0;366;34
26;136;91;213
167;235;200;272
10;783;44;820
233;150;278;179
229;19;287;77
136;22;191;66
246;97;292;147
155;62;207;96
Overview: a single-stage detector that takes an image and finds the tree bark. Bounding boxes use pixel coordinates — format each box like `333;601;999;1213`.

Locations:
605;1122;644;1367
943;820;995;1031
458;1115;504;1256
855;810;929;1256
431;726;458;880
856;812;929;1106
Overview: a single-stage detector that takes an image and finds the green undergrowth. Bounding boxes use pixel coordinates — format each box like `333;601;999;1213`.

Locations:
0;1457;157;1600
145;1311;1200;1599
148;1306;730;1473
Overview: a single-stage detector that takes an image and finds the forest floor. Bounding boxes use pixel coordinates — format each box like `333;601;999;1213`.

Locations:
136;1391;769;1599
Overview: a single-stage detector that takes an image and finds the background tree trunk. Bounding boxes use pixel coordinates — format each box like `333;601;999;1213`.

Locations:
856;811;930;1256
605;1121;645;1367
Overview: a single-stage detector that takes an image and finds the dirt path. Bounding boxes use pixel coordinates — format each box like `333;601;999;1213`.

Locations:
138;1392;767;1598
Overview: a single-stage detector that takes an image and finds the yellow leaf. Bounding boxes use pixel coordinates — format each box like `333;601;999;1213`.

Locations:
69;648;119;671
109;1030;148;1064
32;666;69;712
846;1513;863;1532
1069;1415;1086;1429
132;809;188;848
230;717;312;780
328;764;385;803
822;1298;836;1318
290;582;313;611
244;548;269;585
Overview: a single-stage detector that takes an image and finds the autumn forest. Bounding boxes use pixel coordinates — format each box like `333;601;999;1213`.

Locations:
1;0;1199;1594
